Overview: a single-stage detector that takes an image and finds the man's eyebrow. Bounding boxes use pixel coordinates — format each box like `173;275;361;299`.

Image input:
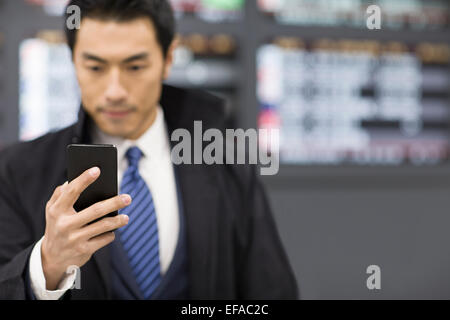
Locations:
81;52;150;64
122;52;150;64
81;53;108;64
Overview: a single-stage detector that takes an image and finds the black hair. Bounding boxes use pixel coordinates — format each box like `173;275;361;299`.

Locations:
64;0;175;57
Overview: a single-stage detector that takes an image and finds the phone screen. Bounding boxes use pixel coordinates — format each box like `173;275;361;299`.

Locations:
67;144;118;220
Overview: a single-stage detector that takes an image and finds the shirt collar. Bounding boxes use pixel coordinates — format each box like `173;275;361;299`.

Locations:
91;105;169;162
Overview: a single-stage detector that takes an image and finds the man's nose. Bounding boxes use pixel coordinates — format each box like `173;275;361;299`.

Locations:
104;69;127;104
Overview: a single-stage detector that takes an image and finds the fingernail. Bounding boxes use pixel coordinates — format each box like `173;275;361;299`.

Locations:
121;194;131;205
122;215;129;223
62;181;68;190
89;167;100;177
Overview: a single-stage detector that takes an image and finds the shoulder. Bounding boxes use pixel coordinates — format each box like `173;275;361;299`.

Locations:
161;85;227;131
162;85;225;110
163;86;257;190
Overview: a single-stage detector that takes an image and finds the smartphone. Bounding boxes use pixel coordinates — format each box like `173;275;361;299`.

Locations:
67;144;118;221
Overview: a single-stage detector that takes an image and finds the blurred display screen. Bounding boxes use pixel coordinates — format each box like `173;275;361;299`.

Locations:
166;33;239;116
258;0;449;30
25;0;69;16
168;33;237;89
170;0;245;22
258;38;450;165
24;0;246;21
19;36;80;141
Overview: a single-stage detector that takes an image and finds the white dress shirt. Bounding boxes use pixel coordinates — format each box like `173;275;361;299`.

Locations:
29;105;180;300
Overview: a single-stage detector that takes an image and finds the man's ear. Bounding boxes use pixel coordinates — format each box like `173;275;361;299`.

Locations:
162;35;179;80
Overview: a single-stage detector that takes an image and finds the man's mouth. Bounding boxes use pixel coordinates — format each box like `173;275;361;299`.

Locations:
101;109;133;119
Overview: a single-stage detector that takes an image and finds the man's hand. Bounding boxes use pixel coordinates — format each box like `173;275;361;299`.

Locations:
41;167;131;290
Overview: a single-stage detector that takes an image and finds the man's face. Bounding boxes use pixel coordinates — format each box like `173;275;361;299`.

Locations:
73;17;175;140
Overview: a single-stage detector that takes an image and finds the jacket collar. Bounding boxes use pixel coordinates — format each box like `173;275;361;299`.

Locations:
72;104;93;145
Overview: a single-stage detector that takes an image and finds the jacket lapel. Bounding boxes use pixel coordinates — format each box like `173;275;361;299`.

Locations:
110;237;143;298
172;163;218;299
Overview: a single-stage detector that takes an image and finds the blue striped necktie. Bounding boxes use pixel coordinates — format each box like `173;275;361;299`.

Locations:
118;146;161;299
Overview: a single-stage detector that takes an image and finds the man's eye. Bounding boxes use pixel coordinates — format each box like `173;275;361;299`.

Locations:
128;65;144;71
88;66;103;72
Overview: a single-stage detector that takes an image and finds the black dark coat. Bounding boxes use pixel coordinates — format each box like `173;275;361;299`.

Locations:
0;85;298;299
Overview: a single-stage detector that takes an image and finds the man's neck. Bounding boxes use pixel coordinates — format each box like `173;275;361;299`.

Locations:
125;107;158;141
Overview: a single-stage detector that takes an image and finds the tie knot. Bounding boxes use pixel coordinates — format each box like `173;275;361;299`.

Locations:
125;146;143;168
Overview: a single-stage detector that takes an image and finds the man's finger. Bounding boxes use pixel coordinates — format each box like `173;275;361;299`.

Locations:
47;181;68;209
78;214;129;240
55;167;100;210
74;194;131;227
87;231;116;254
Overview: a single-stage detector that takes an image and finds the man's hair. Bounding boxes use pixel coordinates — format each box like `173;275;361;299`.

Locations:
64;0;176;57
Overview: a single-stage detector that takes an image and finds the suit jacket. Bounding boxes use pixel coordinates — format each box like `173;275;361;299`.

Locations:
0;85;298;299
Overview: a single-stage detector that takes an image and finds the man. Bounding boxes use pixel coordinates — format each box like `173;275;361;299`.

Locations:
0;0;297;300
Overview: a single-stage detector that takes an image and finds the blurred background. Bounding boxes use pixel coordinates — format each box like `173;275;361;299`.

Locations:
0;0;450;298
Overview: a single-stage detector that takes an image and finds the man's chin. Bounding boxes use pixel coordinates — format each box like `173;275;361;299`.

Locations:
99;125;133;139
